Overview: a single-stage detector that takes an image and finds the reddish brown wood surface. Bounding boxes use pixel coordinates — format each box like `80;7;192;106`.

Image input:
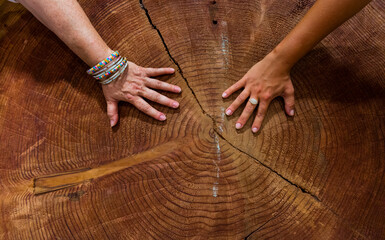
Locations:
0;0;384;239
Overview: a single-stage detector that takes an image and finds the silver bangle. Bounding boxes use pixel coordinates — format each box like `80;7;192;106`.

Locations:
99;61;128;85
92;56;123;79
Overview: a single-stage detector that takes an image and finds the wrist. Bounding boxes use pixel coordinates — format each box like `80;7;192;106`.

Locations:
86;50;128;85
265;47;294;73
87;46;114;67
269;30;317;70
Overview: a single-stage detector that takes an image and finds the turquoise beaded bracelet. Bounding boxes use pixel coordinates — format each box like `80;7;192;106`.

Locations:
95;57;127;80
93;56;123;79
86;51;120;75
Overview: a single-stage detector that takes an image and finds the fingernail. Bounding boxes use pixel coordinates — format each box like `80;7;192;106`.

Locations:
110;120;114;127
290;109;295;116
172;102;179;108
226;109;232;116
159;114;166;121
252;127;258;133
174;86;181;92
222;92;227;98
159;115;167;121
235;123;242;129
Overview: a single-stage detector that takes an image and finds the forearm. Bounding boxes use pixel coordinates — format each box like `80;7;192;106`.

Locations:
18;0;113;66
272;0;372;69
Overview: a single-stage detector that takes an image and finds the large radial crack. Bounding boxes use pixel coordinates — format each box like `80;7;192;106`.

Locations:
214;128;321;201
139;0;320;202
139;0;208;118
139;1;368;238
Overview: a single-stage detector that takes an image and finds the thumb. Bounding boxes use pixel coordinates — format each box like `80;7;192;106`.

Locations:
106;100;119;127
283;86;295;116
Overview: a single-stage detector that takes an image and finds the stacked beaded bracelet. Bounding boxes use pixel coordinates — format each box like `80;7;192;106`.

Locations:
92;55;122;79
86;51;128;85
86;51;120;75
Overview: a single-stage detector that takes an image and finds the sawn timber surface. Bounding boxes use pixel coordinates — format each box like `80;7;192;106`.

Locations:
0;0;384;239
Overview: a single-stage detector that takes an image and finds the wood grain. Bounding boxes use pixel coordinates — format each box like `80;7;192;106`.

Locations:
0;0;384;239
143;0;385;238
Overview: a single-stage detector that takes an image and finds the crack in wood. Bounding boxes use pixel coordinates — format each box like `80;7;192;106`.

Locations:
133;3;369;238
214;128;321;202
243;215;277;240
139;0;322;203
139;0;208;118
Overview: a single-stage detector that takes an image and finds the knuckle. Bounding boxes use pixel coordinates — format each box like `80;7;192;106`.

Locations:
287;104;294;109
130;97;139;105
107;111;114;117
286;87;295;96
235;79;246;88
254;87;262;95
156;81;163;88
153;94;161;102
142;105;151;112
132;66;142;76
262;92;272;100
125;94;135;102
131;84;144;95
142;77;149;84
131;89;139;95
149;68;158;75
287;101;295;107
238;94;247;101
257;112;265;118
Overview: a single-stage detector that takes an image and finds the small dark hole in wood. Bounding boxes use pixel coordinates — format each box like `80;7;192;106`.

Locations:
213;20;218;25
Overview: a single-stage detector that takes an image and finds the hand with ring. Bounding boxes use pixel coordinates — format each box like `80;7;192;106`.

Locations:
222;52;295;133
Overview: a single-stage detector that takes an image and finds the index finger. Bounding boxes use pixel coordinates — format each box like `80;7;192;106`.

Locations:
222;79;245;98
145;67;175;77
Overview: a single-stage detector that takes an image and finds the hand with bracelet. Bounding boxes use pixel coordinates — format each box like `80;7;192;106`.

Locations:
16;0;181;127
